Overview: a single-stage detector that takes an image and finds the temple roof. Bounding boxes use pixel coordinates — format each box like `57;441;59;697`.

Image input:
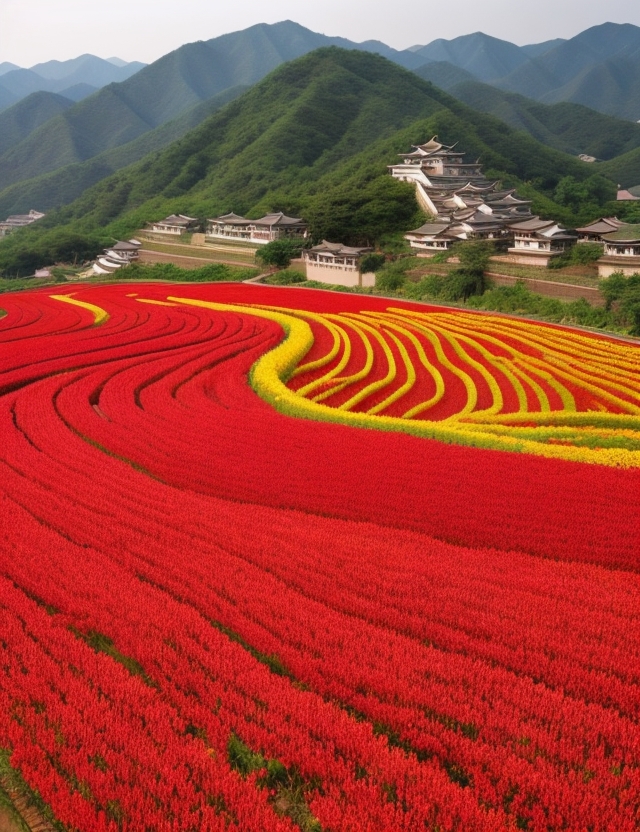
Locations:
112;240;141;251
601;223;640;242
254;212;306;227
406;223;454;237
400;135;464;159
485;194;532;207
508;217;557;232
309;240;372;256
209;212;253;225
575;217;625;235
157;214;197;226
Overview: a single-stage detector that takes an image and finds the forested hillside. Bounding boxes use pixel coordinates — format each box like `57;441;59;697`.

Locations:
0;21;424;197
0;86;249;218
442;79;640;160
0;48;617;277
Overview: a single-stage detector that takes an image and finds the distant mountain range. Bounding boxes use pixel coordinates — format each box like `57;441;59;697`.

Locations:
411;23;640;120
0;54;146;110
1;48;613;277
3;20;640;219
413;67;640;162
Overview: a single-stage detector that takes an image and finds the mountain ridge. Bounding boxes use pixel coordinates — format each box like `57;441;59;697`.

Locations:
0;48;615;277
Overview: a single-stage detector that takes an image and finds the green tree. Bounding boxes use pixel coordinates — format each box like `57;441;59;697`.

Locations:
256;239;304;270
599;271;628;310
446;240;495;299
553;175;616;216
359;253;386;273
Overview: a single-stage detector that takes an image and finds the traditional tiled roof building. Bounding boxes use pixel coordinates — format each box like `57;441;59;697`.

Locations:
597;224;640;277
0;209;45;237
507;218;575;266
303;241;375;288
574;217;625;244
148;214;199;235
391;137;534;254
206;212;308;245
92;239;141;275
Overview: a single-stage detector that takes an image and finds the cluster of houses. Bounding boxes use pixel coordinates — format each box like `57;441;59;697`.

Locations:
147;212;309;244
0;209;45;237
391;138;575;266
121;137;640;286
390;136;640;277
144;211;375;286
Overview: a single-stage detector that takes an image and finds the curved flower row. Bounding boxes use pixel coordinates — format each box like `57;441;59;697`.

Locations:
170;297;640;467
0;283;637;832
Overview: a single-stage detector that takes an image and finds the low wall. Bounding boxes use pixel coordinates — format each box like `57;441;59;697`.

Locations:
487;272;605;307
305;262;375;287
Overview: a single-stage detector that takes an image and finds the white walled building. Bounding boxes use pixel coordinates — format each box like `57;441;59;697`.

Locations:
148;214;199;235
597;224;640;276
206;212;308;245
507;217;575;266
575;217;625;244
303;241;375;288
391;136;535;257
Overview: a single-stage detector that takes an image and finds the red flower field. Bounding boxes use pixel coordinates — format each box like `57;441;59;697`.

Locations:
0;282;638;831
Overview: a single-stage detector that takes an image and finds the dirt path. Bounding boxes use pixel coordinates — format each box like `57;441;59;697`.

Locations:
0;804;25;832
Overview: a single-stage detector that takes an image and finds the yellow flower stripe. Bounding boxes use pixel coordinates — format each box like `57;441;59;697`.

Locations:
393;309;579;412
311;315;371;403
50;293;109;325
366;326;416;416
337;314;397;411
251;305;343;379
166;296;640;468
411;313;548;413
383;312;478;417
360;313;444;418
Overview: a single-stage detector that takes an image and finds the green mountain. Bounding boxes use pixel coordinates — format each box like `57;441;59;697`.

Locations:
538;56;640;120
411;33;529;82
409;23;640;121
0;56;145;104
520;39;566;59
444;79;640;160
0;85;249;218
599;146;640;189
0;48;613;277
0;21;424;194
0;91;75;157
413;61;475;91
494;23;640;117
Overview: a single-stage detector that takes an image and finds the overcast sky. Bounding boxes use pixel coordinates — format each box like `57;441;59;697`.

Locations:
3;0;640;67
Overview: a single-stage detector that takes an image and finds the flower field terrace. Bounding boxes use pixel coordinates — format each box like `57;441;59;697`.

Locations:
0;282;638;832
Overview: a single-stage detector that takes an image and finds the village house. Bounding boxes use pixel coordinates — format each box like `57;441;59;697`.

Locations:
0;209;45;237
148;214;199;235
575;217;625;244
105;240;141;261
597;224;640;277
507;217;575;266
303;241;375;288
206;212;308;245
92;239;141;275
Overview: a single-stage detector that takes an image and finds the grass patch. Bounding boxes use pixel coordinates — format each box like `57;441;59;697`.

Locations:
207;619;297;682
140;238;257;265
68;627;158;689
228;734;322;832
